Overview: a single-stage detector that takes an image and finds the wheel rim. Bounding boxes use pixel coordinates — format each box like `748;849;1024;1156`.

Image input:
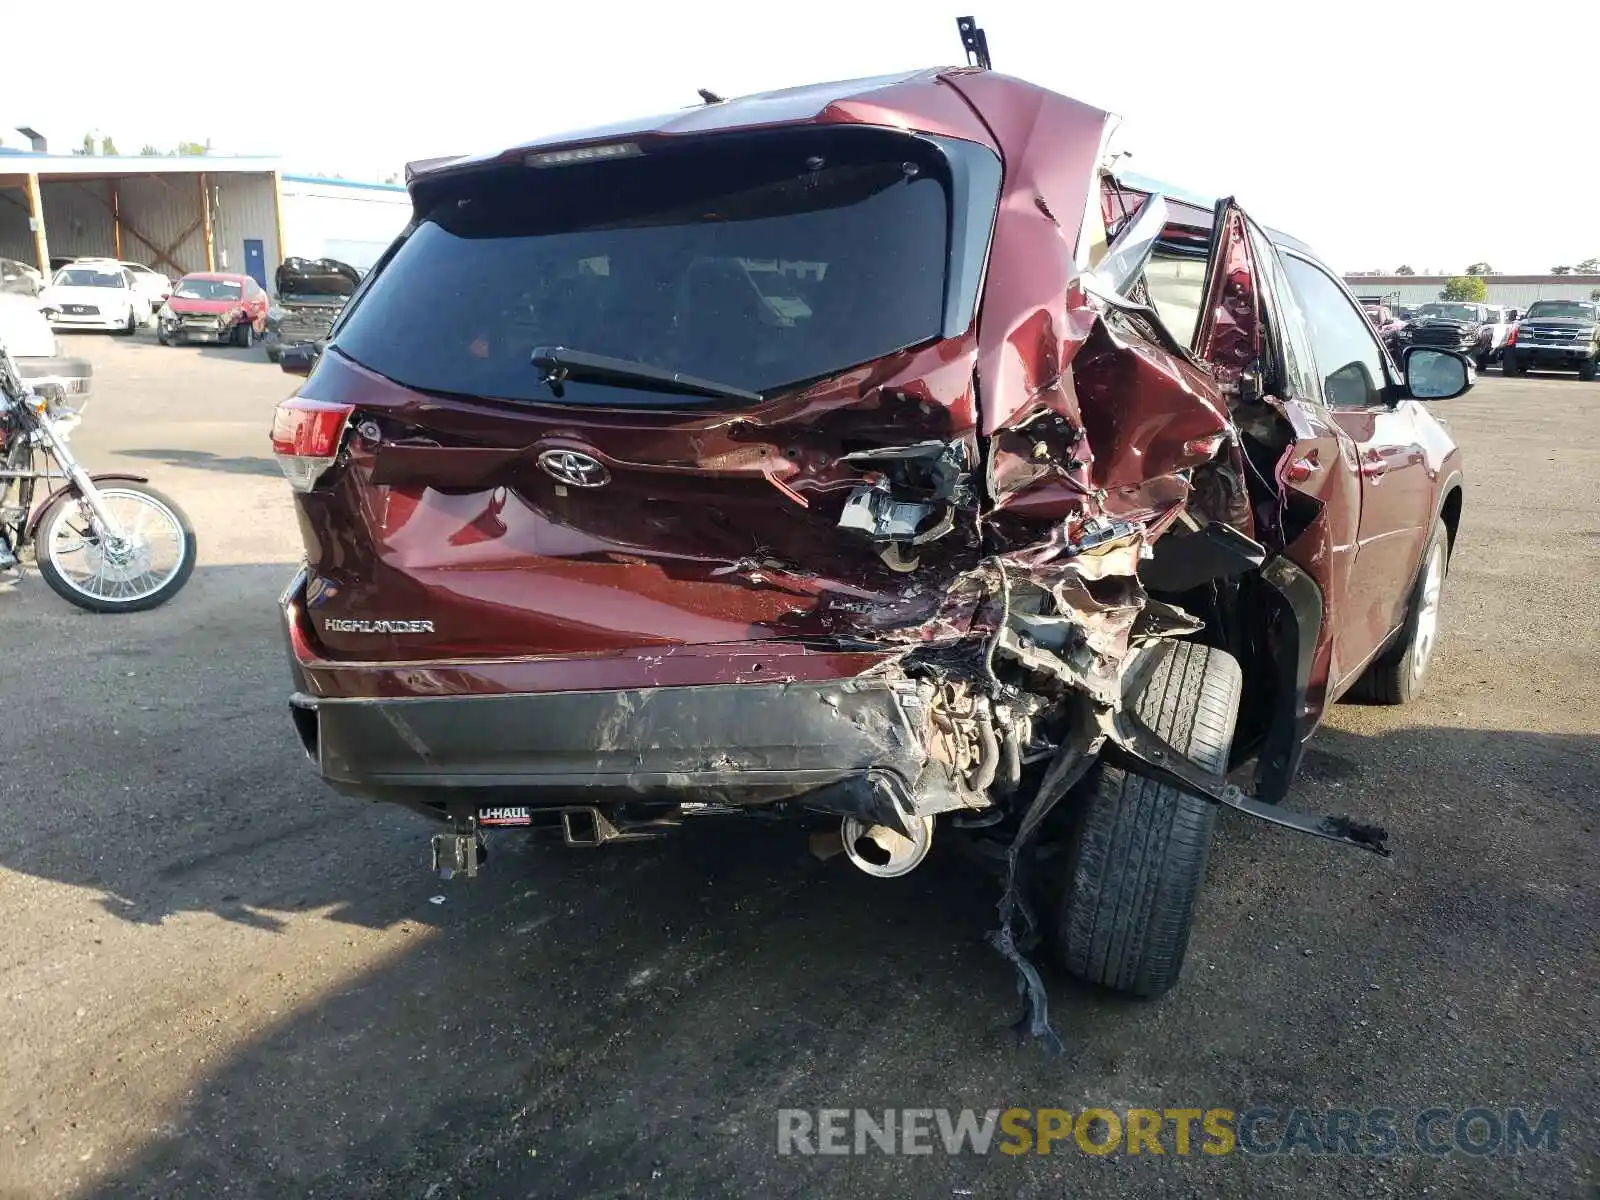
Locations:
44;488;186;604
1412;544;1444;681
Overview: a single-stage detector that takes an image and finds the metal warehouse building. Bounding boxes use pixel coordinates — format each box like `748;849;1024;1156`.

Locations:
0;149;410;293
1344;274;1600;308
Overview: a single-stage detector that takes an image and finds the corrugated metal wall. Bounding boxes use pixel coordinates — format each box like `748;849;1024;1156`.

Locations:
0;184;33;262
0;176;204;272
40;181;117;258
4;170;396;288
102;174;208;276
279;179;411;273
210;174;280;280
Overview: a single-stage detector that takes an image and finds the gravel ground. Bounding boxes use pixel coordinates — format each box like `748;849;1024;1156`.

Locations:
0;335;1594;1199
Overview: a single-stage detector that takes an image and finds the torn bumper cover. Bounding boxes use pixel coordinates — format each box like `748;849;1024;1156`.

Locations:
291;677;976;827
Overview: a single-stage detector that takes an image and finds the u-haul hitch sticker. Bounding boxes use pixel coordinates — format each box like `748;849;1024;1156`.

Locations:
478;806;533;826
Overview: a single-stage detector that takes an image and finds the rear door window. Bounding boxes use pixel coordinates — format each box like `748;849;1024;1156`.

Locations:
333;129;963;405
1279;253;1389;410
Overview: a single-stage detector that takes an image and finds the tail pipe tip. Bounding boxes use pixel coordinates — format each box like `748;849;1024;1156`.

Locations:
840;812;935;878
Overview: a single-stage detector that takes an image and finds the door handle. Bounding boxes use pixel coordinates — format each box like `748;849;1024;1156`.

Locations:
1360;453;1387;481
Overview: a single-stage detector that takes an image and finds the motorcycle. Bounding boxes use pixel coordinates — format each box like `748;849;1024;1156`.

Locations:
0;337;196;612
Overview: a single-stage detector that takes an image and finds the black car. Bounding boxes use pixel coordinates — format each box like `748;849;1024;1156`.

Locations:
264;258;361;363
1502;299;1600;379
1400;302;1502;368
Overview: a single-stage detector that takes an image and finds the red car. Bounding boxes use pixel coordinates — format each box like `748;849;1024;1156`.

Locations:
157;272;269;348
272;43;1468;1028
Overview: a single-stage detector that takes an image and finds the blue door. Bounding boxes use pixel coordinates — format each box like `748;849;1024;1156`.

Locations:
243;239;267;290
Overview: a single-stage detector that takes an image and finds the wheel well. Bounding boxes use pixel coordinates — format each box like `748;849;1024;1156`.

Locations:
1439;486;1463;557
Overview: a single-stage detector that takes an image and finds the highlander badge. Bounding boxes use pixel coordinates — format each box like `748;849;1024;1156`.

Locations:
323;618;435;633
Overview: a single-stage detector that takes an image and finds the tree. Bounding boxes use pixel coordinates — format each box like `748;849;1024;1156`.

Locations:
175;139;211;156
1576;257;1600;274
1395;264;1416;275
1465;261;1494;275
80;131;97;156
100;136;118;156
1591;289;1600;302
1551;265;1573;275
139;143;160;156
1441;276;1488;302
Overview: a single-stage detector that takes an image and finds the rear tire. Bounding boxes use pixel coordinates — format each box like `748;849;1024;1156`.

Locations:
1051;641;1241;998
1348;518;1449;705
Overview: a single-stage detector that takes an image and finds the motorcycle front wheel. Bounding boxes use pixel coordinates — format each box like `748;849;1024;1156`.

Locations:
35;484;196;612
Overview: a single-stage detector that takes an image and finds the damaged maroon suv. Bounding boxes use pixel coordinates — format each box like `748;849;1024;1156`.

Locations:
273;59;1467;1027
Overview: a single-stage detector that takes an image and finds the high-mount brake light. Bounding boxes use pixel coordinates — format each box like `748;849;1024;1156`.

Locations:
524;142;642;168
271;397;355;492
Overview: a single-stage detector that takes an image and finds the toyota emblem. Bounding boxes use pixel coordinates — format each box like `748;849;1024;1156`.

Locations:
537;449;611;488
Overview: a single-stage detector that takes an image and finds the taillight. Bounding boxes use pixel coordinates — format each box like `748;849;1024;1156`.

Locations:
1506;324;1519;346
271;397;354;492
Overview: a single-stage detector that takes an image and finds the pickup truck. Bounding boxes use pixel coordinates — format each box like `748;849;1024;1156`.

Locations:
1400;301;1510;369
1502;299;1600;379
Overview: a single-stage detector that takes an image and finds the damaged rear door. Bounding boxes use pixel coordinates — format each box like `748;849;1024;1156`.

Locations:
1190;201;1362;782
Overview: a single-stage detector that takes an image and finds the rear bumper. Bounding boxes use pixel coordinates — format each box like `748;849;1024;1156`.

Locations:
14;354;92;398
290;678;961;823
278;567;965;825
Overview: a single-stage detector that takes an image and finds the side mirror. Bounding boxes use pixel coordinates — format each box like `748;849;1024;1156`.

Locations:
278;342;320;377
1403;346;1473;400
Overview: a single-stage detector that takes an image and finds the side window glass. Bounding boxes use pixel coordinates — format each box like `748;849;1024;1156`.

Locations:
1245;224;1321;404
1280;254;1388;410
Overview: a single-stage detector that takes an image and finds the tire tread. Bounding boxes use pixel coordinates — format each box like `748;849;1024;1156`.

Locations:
1057;641;1242;997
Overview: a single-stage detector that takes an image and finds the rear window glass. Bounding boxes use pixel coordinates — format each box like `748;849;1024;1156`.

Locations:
332;129;953;404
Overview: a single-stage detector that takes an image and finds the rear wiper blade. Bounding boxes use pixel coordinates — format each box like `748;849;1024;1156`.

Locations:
530;346;762;403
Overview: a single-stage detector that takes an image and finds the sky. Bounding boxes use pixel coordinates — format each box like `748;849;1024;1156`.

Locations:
5;0;1598;274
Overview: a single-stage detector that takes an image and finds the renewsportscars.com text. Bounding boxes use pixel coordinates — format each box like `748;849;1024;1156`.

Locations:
776;1106;1560;1158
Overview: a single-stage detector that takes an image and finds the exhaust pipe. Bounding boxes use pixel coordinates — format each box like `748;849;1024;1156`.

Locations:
840;812;935;878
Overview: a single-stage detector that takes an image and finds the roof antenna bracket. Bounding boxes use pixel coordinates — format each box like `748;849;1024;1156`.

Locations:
956;16;992;70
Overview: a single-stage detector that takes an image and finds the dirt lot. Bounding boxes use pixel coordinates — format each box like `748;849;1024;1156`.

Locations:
0;334;1595;1199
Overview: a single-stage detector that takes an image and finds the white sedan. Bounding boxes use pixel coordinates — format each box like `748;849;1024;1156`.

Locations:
38;261;153;334
119;260;173;308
